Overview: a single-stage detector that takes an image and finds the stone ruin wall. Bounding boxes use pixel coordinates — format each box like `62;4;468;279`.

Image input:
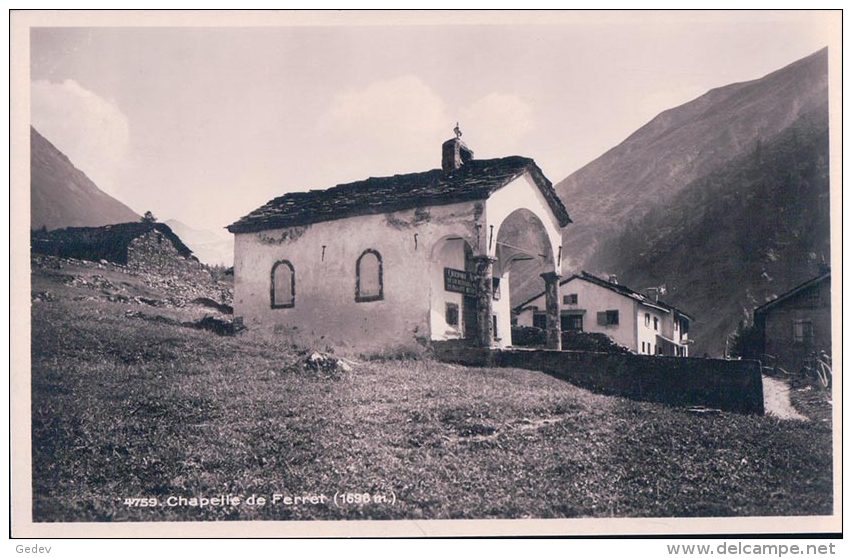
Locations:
127;230;211;285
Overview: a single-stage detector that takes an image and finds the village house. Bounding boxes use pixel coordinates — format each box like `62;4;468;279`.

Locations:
31;221;204;278
226;132;572;353
514;271;692;356
753;270;831;374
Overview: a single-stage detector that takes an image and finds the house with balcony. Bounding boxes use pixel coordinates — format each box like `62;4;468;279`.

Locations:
514;271;692;355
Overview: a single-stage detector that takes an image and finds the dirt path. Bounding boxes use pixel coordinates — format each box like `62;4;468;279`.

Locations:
762;375;808;421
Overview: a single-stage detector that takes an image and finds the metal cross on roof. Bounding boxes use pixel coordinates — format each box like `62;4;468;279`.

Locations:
453;122;462;139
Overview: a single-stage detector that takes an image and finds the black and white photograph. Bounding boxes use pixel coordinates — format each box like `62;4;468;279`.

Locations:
10;9;842;538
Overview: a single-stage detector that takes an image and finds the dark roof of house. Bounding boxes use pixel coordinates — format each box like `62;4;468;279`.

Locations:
514;271;694;320
31;222;194;265
652;298;695;321
227;156;572;233
754;271;831;316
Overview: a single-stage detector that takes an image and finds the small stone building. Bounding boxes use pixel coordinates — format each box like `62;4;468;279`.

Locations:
31;222;204;279
753;271;831;373
227;136;572;353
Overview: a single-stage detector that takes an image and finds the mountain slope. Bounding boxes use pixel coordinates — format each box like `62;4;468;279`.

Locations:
555;48;828;271
591;105;830;356
31;126;140;230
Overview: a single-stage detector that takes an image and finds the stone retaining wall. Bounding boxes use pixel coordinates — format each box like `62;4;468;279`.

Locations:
433;343;764;414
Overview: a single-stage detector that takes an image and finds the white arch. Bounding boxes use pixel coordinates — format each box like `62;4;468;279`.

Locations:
485;172;562;269
493;208;555;276
428;234;475;342
428;233;475;262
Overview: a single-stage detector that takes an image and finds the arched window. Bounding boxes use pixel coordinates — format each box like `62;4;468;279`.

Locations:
270;260;295;308
356;249;383;302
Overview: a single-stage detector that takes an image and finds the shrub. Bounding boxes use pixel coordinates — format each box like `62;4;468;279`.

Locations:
511;325;546;346
561;331;630;354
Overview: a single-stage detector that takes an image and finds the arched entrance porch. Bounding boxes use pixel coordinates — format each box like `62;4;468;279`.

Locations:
429;235;479;343
492;208;561;349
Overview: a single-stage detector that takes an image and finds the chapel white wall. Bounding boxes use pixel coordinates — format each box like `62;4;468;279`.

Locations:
233;200;482;354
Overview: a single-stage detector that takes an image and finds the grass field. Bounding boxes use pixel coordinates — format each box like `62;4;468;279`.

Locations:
29;261;834;522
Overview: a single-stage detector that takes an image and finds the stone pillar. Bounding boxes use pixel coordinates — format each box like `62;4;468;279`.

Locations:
473;255;496;348
540;271;562;351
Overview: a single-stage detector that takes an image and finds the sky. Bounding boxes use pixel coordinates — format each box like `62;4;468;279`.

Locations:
29;11;835;234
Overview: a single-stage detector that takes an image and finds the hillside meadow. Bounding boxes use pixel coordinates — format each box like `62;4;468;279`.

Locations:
29;262;833;522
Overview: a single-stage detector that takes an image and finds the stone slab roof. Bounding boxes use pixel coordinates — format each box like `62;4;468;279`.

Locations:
227;156;571;233
31;222;194;265
753;271;830;316
515;271;694;321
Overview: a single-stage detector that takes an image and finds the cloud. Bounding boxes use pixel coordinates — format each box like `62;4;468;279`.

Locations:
459;93;534;158
316;75;451;177
319;75;447;139
31;79;130;194
317;76;537;179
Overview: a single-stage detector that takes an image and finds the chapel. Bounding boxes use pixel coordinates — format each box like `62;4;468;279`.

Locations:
227;131;571;353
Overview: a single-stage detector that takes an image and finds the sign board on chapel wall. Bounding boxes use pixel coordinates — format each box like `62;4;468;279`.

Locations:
444;268;476;296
